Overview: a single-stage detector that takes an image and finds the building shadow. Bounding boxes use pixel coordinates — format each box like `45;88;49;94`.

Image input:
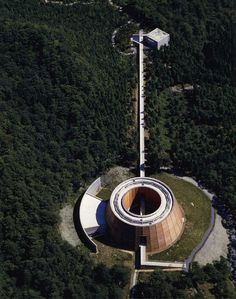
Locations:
95;200;107;228
94;232;134;252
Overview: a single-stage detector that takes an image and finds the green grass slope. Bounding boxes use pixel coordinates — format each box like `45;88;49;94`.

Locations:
150;173;211;261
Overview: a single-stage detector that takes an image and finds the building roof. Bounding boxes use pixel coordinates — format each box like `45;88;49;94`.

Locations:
145;28;169;42
108;177;173;227
106;177;185;254
80;193;107;231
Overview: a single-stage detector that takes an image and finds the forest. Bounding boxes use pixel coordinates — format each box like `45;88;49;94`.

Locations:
1;0;236;298
0;0;135;297
116;0;236;213
116;0;236;296
133;258;236;298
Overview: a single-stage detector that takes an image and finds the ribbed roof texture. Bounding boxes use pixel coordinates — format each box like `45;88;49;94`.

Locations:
106;178;185;254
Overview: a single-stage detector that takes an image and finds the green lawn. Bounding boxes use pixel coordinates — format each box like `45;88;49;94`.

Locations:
92;239;134;299
92;239;134;269
198;283;215;298
96;188;112;201
149;172;211;261
95;171;212;262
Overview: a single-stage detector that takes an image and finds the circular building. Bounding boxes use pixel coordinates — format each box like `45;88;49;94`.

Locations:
106;177;185;254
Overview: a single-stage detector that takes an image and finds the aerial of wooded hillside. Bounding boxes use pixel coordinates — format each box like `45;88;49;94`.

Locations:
117;0;236;213
0;0;236;298
0;0;135;297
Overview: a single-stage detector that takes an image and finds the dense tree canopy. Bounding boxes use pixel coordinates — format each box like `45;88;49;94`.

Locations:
0;0;135;297
116;0;236;294
115;0;236;213
132;258;236;299
1;0;236;297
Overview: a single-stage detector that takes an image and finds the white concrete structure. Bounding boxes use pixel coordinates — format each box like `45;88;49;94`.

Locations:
139;30;145;177
140;245;186;270
134;28;170;177
144;28;170;50
86;177;102;195
108;177;173;226
80;193;107;236
79;177;107;238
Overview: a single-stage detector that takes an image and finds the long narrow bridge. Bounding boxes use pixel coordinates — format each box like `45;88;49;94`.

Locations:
138;30;145;177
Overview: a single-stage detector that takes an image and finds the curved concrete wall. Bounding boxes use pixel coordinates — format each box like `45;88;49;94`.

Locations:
136;199;185;253
86;177;101;195
78;177;102;253
106;198;185;253
122;187;161;215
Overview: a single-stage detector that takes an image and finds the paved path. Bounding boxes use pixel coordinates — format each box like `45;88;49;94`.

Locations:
194;213;229;265
44;0;94;6
185;206;215;270
130;270;138;299
59;204;81;247
108;0;122;10
111;25;136;56
177;176;228;269
138;30;145;177
140;245;186;270
131;269;138;288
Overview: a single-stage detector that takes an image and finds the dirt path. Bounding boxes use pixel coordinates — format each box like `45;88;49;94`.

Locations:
178;176;229;265
59;205;81;247
194;213;229;265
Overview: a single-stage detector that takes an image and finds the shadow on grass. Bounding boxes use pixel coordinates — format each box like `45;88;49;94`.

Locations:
94;233;134;252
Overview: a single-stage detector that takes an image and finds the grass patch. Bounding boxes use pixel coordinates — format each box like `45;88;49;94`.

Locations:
94;171;211;264
92;239;134;269
137;271;152;283
92;239;134;299
149;172;211;261
198;283;215;298
96;188;112;201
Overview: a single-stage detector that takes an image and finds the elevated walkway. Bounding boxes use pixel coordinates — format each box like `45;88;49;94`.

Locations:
139;245;187;271
138;30;145;177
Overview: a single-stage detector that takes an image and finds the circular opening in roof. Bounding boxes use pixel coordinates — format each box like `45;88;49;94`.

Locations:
122;187;161;216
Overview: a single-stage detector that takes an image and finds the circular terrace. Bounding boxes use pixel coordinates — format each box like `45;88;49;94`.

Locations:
109;177;174;226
